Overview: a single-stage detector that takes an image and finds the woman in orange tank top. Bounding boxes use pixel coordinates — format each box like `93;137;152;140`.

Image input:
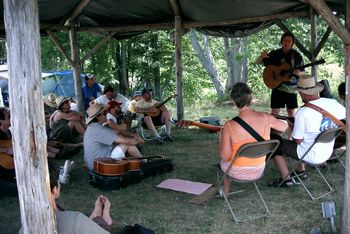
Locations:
220;83;287;194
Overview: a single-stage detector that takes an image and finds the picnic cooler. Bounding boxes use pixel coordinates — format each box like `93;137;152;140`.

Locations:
199;117;221;133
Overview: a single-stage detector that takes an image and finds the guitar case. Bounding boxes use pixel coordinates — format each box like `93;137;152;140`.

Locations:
89;170;142;191
199;117;221;133
141;158;174;178
319;79;333;98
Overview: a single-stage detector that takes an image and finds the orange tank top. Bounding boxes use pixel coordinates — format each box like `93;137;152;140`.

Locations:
228;115;270;167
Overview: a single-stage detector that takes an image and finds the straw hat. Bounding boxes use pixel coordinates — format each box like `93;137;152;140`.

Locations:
43;93;57;108
295;74;324;95
86;103;107;124
56;96;71;109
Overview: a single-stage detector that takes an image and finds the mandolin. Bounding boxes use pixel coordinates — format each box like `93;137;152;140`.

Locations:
176;120;222;132
94;155;170;176
263;59;325;89
146;94;177;117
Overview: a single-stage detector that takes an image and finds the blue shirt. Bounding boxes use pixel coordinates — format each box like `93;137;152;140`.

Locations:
82;83;101;110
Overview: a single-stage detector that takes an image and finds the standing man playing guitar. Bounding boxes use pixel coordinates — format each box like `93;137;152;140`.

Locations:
135;88;174;144
256;32;304;118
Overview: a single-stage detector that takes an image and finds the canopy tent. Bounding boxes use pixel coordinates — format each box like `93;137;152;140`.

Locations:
0;0;345;38
42;70;86;97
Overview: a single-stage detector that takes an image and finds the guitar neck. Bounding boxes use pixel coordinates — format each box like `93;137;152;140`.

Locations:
178;120;222;132
155;96;175;109
294;59;325;70
272;114;294;122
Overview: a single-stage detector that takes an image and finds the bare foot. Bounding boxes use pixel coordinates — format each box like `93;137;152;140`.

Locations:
100;196;113;225
90;195;103;219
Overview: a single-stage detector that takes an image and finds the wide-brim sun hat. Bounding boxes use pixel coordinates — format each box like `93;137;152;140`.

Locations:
86;103;107;124
55;96;71;109
43;93;57;108
295;74;324;95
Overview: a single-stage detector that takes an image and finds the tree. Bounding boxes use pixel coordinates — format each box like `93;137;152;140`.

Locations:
189;30;224;98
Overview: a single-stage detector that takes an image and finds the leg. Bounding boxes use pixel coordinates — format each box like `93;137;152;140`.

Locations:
90;195;103;220
286;108;296;118
143;116;159;137
68;121;86;135
161;110;172;136
273;155;290;179
100;196;113;226
223;177;231;195
271;108;280;115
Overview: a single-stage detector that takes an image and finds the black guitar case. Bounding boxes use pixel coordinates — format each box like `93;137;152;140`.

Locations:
141;158;174;178
319;79;333;99
89;170;142;191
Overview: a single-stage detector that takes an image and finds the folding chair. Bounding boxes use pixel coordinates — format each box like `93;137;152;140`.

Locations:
216;139;280;223
279;127;344;201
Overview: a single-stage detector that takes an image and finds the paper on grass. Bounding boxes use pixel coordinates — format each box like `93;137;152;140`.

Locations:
156;179;212;195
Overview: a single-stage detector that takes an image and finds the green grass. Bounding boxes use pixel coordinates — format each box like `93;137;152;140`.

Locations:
0;104;346;233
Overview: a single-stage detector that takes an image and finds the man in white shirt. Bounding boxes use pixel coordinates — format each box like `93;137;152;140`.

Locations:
269;75;345;187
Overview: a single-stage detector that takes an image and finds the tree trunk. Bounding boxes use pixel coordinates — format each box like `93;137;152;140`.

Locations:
224;38;234;92
4;1;56;233
151;34;161;100
224;37;248;92
115;41;129;95
189;30;224;98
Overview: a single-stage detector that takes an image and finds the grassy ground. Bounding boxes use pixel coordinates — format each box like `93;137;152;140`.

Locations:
0;103;346;233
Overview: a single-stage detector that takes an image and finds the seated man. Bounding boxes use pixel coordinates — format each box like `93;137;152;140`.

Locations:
220;83;287;195
84;103;143;171
134;88;173;144
105;100;144;144
19;161;112;233
269;75;346;187
49;96;86;144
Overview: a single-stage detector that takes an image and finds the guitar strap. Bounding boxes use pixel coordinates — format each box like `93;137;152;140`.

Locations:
232;116;265;142
304;102;346;130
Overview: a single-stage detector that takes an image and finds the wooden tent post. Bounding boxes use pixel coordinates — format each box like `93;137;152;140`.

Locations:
3;0;56;233
69;23;84;112
342;0;350;233
170;0;184;121
310;7;317;78
175;16;184;121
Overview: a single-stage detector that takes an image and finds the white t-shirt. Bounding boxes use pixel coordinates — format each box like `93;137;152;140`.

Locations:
292;98;345;164
115;93;130;113
94;95;109;106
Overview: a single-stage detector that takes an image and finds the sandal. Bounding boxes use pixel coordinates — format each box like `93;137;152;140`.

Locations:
268;178;297;188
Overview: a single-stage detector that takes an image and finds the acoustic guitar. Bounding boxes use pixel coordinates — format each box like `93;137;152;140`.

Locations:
147;94;177;117
176;120;222;132
263;59;325;89
94;155;170;176
0;140;14;170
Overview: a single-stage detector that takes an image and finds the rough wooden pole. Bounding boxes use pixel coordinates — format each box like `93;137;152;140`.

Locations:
310;7;317;78
342;0;350;233
3;0;56;233
69;23;84;112
174;15;184;120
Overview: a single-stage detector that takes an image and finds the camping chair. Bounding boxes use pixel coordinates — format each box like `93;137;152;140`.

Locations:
216;139;280;223
279;127;344;201
136;115;166;141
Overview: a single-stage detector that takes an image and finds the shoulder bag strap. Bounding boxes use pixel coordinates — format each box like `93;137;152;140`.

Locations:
232;116;265;142
304;102;346;129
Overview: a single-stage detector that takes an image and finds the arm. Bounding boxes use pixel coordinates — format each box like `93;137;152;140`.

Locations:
255;50;269;64
219;122;232;163
114;135;138;145
267;114;288;133
54;111;82;122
